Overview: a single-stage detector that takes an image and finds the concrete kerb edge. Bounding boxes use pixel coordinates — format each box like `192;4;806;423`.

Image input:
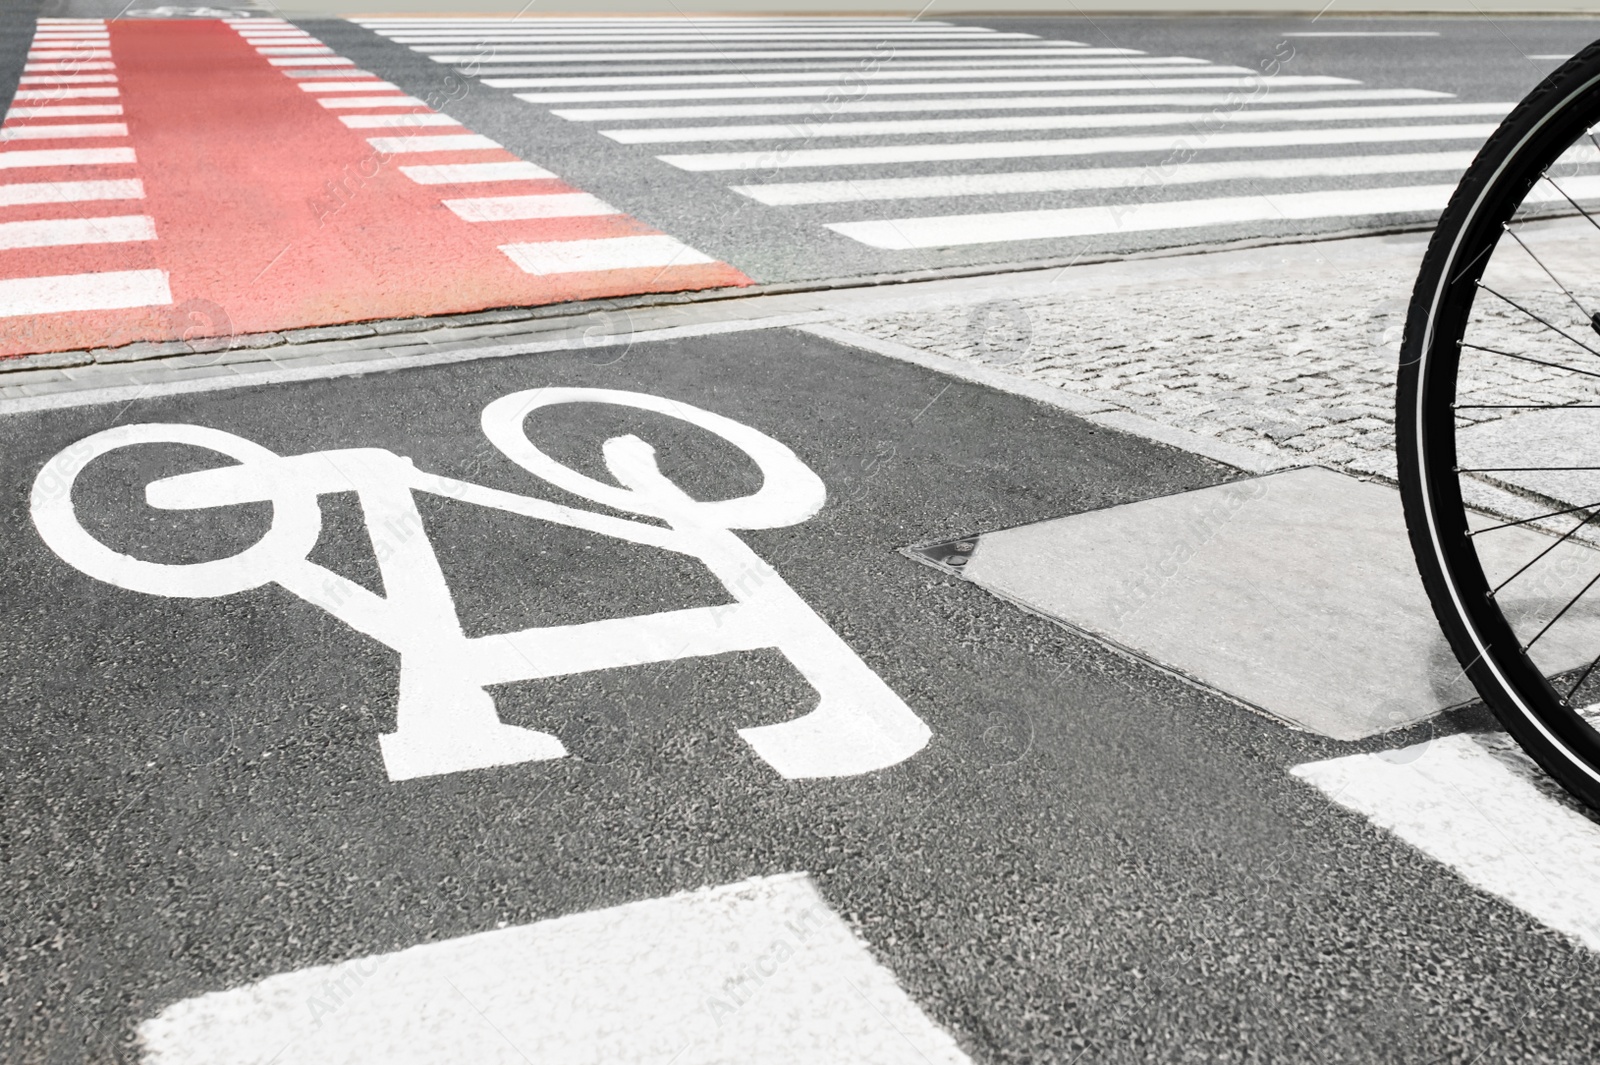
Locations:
0;222;1443;379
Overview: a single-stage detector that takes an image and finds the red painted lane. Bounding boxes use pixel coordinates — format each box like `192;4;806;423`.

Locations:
0;19;750;359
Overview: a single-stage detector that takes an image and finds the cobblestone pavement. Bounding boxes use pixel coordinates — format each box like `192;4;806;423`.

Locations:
837;222;1599;517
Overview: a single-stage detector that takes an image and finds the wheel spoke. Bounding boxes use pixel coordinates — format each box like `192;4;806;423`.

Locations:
1523;567;1600;651
1468;499;1600;536
1489;507;1600;597
1476;282;1600;361
1567;645;1600;700
1502;221;1593;321
1540;168;1600;235
1461;341;1600;380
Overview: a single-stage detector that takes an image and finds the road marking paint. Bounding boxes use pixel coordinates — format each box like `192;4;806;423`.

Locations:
555;87;1450;121
24;62;115;72
297;80;399;92
317;95;426;108
660;122;1501;171
1530;54;1572;60
0;18;747;359
827;172;1600;247
413;38;1070;50
269;56;355;66
27;50;112;60
0;123;127;140
255;47;336;55
138;874;969;1065
0;268;168;317
0;214;154;250
339;112;460;128
400;160;557;183
396;30;1040;40
734;150;1482;204
3;104;122;118
511;74;1352;102
1284;30;1441;35
829;184;1458;248
18;74;118;84
12;87;120;99
1293;733;1600;952
502;235;717;274
441;47;1140;63
364;132;500;153
0;147;134;168
603;101;1512;143
36;391;930;780
0;178;143;206
489;59;1217;87
445;192;619;221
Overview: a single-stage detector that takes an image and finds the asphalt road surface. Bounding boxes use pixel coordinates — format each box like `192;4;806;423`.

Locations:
8;9;1600;1064
2;9;1600;357
4;322;1600;1062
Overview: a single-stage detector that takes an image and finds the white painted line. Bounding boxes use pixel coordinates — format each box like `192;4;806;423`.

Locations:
297;80;398;92
1293;733;1600;951
270;57;355;66
0;122;126;140
438;46;1136;63
0;268;169;318
1283;30;1441;35
831;184;1460;248
24;62;115;72
1530;54;1572;60
0;178;142;206
365;133;500;153
0;214;155;250
511;73;1351;102
410;36;1054;49
357;16;937;21
27;50;112;60
394;31;1040;41
604;101;1512;144
4;104;122;118
339;112;459;128
501;235;717;274
555;87;1450;122
489;59;1216;87
11;87;119;99
824;171;1600;248
255;47;335;55
400;160;557;183
18;74;117;84
317;95;425;108
444;192;619;221
138;874;970;1065
736;150;1482;204
0;146;134;168
661;122;1500;171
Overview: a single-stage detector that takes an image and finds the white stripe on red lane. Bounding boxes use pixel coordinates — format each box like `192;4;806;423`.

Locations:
0;18;746;360
0;269;168;317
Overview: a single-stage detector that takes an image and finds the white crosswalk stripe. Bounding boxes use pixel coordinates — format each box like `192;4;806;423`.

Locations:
1;19;170;321
356;15;1545;254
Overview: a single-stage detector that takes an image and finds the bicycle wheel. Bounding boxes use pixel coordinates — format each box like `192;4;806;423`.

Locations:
1399;40;1600;810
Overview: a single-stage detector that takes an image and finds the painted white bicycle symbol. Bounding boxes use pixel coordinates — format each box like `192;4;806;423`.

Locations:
32;388;930;782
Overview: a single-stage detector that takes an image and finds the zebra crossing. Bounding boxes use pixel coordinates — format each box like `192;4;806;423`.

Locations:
355;16;1515;257
0;17;170;346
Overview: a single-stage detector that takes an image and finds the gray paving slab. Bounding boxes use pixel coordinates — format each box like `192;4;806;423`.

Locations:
960;466;1600;740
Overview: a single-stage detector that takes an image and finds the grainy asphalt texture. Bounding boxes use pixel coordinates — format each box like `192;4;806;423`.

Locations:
1;329;1594;1063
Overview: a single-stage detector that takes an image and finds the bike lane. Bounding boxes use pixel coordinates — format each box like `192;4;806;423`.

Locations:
0;17;749;359
4;326;1599;1062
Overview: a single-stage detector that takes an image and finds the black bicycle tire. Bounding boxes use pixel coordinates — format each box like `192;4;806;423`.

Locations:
1398;39;1600;810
